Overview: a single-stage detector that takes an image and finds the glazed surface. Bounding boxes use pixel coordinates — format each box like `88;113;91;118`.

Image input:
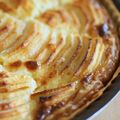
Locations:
0;0;119;120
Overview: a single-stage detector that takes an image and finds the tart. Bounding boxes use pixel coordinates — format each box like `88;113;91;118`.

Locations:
0;0;119;120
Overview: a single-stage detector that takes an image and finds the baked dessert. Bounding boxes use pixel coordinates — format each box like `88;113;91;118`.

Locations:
0;0;119;120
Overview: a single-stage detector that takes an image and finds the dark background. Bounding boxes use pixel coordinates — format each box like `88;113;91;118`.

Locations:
113;0;120;11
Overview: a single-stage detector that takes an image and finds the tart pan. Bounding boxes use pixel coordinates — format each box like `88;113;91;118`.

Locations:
75;72;120;120
75;0;120;119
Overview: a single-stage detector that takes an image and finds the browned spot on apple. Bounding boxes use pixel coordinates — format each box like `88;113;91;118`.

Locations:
47;43;56;52
9;60;22;68
0;2;13;12
0;72;8;78
24;61;39;71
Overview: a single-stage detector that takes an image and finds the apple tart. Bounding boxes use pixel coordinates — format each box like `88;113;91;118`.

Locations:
0;0;119;120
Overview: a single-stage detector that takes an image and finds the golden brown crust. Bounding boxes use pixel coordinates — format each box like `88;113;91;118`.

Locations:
0;0;119;120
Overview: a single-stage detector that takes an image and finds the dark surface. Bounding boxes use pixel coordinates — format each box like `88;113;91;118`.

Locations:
75;74;120;120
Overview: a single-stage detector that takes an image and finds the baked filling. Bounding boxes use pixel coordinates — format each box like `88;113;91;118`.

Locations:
0;0;119;120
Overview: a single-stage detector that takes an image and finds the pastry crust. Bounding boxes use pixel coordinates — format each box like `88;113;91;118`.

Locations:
0;0;119;120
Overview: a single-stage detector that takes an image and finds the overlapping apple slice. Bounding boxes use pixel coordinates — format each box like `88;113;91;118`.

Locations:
0;11;25;52
0;71;36;120
0;0;75;19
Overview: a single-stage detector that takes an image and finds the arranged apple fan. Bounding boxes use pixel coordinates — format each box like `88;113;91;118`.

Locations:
0;0;119;120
